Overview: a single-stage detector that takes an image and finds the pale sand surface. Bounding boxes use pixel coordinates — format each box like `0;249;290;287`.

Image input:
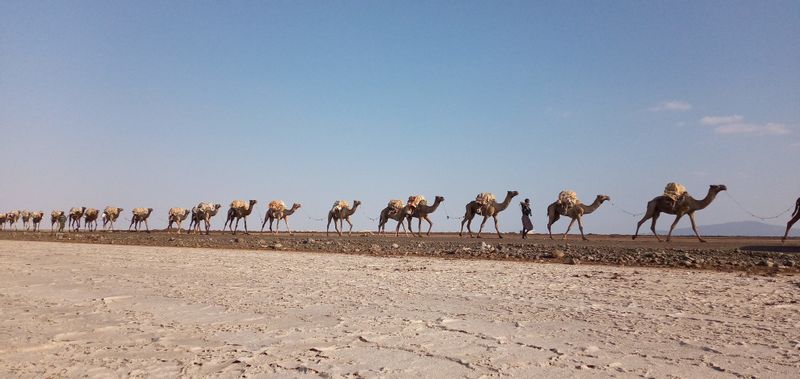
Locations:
0;241;798;378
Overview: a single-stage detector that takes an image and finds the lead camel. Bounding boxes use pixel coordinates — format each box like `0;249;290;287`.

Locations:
632;184;727;243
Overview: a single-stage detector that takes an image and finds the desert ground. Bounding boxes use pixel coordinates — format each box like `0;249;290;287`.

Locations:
0;238;798;378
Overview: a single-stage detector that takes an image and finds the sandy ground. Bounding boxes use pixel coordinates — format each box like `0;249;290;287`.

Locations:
0;240;798;378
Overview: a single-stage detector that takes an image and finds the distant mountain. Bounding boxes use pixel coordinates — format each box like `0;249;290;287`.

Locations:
662;220;798;237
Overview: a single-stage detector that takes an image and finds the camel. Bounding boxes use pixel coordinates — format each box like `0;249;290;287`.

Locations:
782;197;800;243
0;213;6;230
129;208;154;232
193;202;222;235
632;184;727;243
327;200;361;237
546;194;610;240
6;210;20;231
68;207;86;232
21;211;31;231
261;201;302;234
406;196;445;237
188;206;199;232
84;208;100;232
29;211;43;232
460;191;519;238
30;211;44;232
167;208;191;234
224;200;258;235
50;210;64;232
377;200;413;236
102;207;124;231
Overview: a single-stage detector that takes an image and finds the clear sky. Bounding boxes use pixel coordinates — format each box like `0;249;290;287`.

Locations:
1;1;798;233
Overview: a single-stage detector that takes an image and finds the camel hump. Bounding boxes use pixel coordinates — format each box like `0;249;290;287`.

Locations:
332;200;349;211
663;182;688;201
230;200;248;209
558;190;580;207
132;208;150;216
388;200;404;209
475;192;496;205
407;195;427;208
269;200;286;212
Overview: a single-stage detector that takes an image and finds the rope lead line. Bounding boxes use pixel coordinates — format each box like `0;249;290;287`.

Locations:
724;192;793;221
610;201;644;218
442;204;463;220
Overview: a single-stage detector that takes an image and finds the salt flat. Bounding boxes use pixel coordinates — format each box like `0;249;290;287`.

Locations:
0;240;797;378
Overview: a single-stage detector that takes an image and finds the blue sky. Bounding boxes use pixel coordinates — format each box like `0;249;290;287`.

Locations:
1;1;798;233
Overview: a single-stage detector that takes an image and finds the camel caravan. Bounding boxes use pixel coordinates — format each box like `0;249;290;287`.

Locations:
1;184;799;242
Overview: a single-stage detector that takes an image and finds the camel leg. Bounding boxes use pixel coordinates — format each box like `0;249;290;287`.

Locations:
395;218;403;237
205;217;211;235
459;208;473;237
783;215;799;242
547;214;560;240
326;215;333;236
476;215;489;238
666;213;684;242
562;218;576;240
649;212;662;242
261;214;268;232
284;218;292;235
577;217;588;241
243;217;249;234
687;213;706;243
424;216;433;236
633;203;656;240
144;219;149;232
332;217;341;236
335;218;342;237
346;217;353;236
493;215;503;239
128;218;135;231
633;214;650;240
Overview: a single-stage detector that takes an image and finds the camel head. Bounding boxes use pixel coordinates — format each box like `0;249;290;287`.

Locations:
597;195;611;203
291;203;302;210
353;200;362;207
507;191;520;200
710;184;727;193
214;204;222;210
435;196;445;203
249;200;258;208
147;208;154;215
182;209;190;218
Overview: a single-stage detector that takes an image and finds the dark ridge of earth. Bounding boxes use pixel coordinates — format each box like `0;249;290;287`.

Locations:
1;230;798;275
